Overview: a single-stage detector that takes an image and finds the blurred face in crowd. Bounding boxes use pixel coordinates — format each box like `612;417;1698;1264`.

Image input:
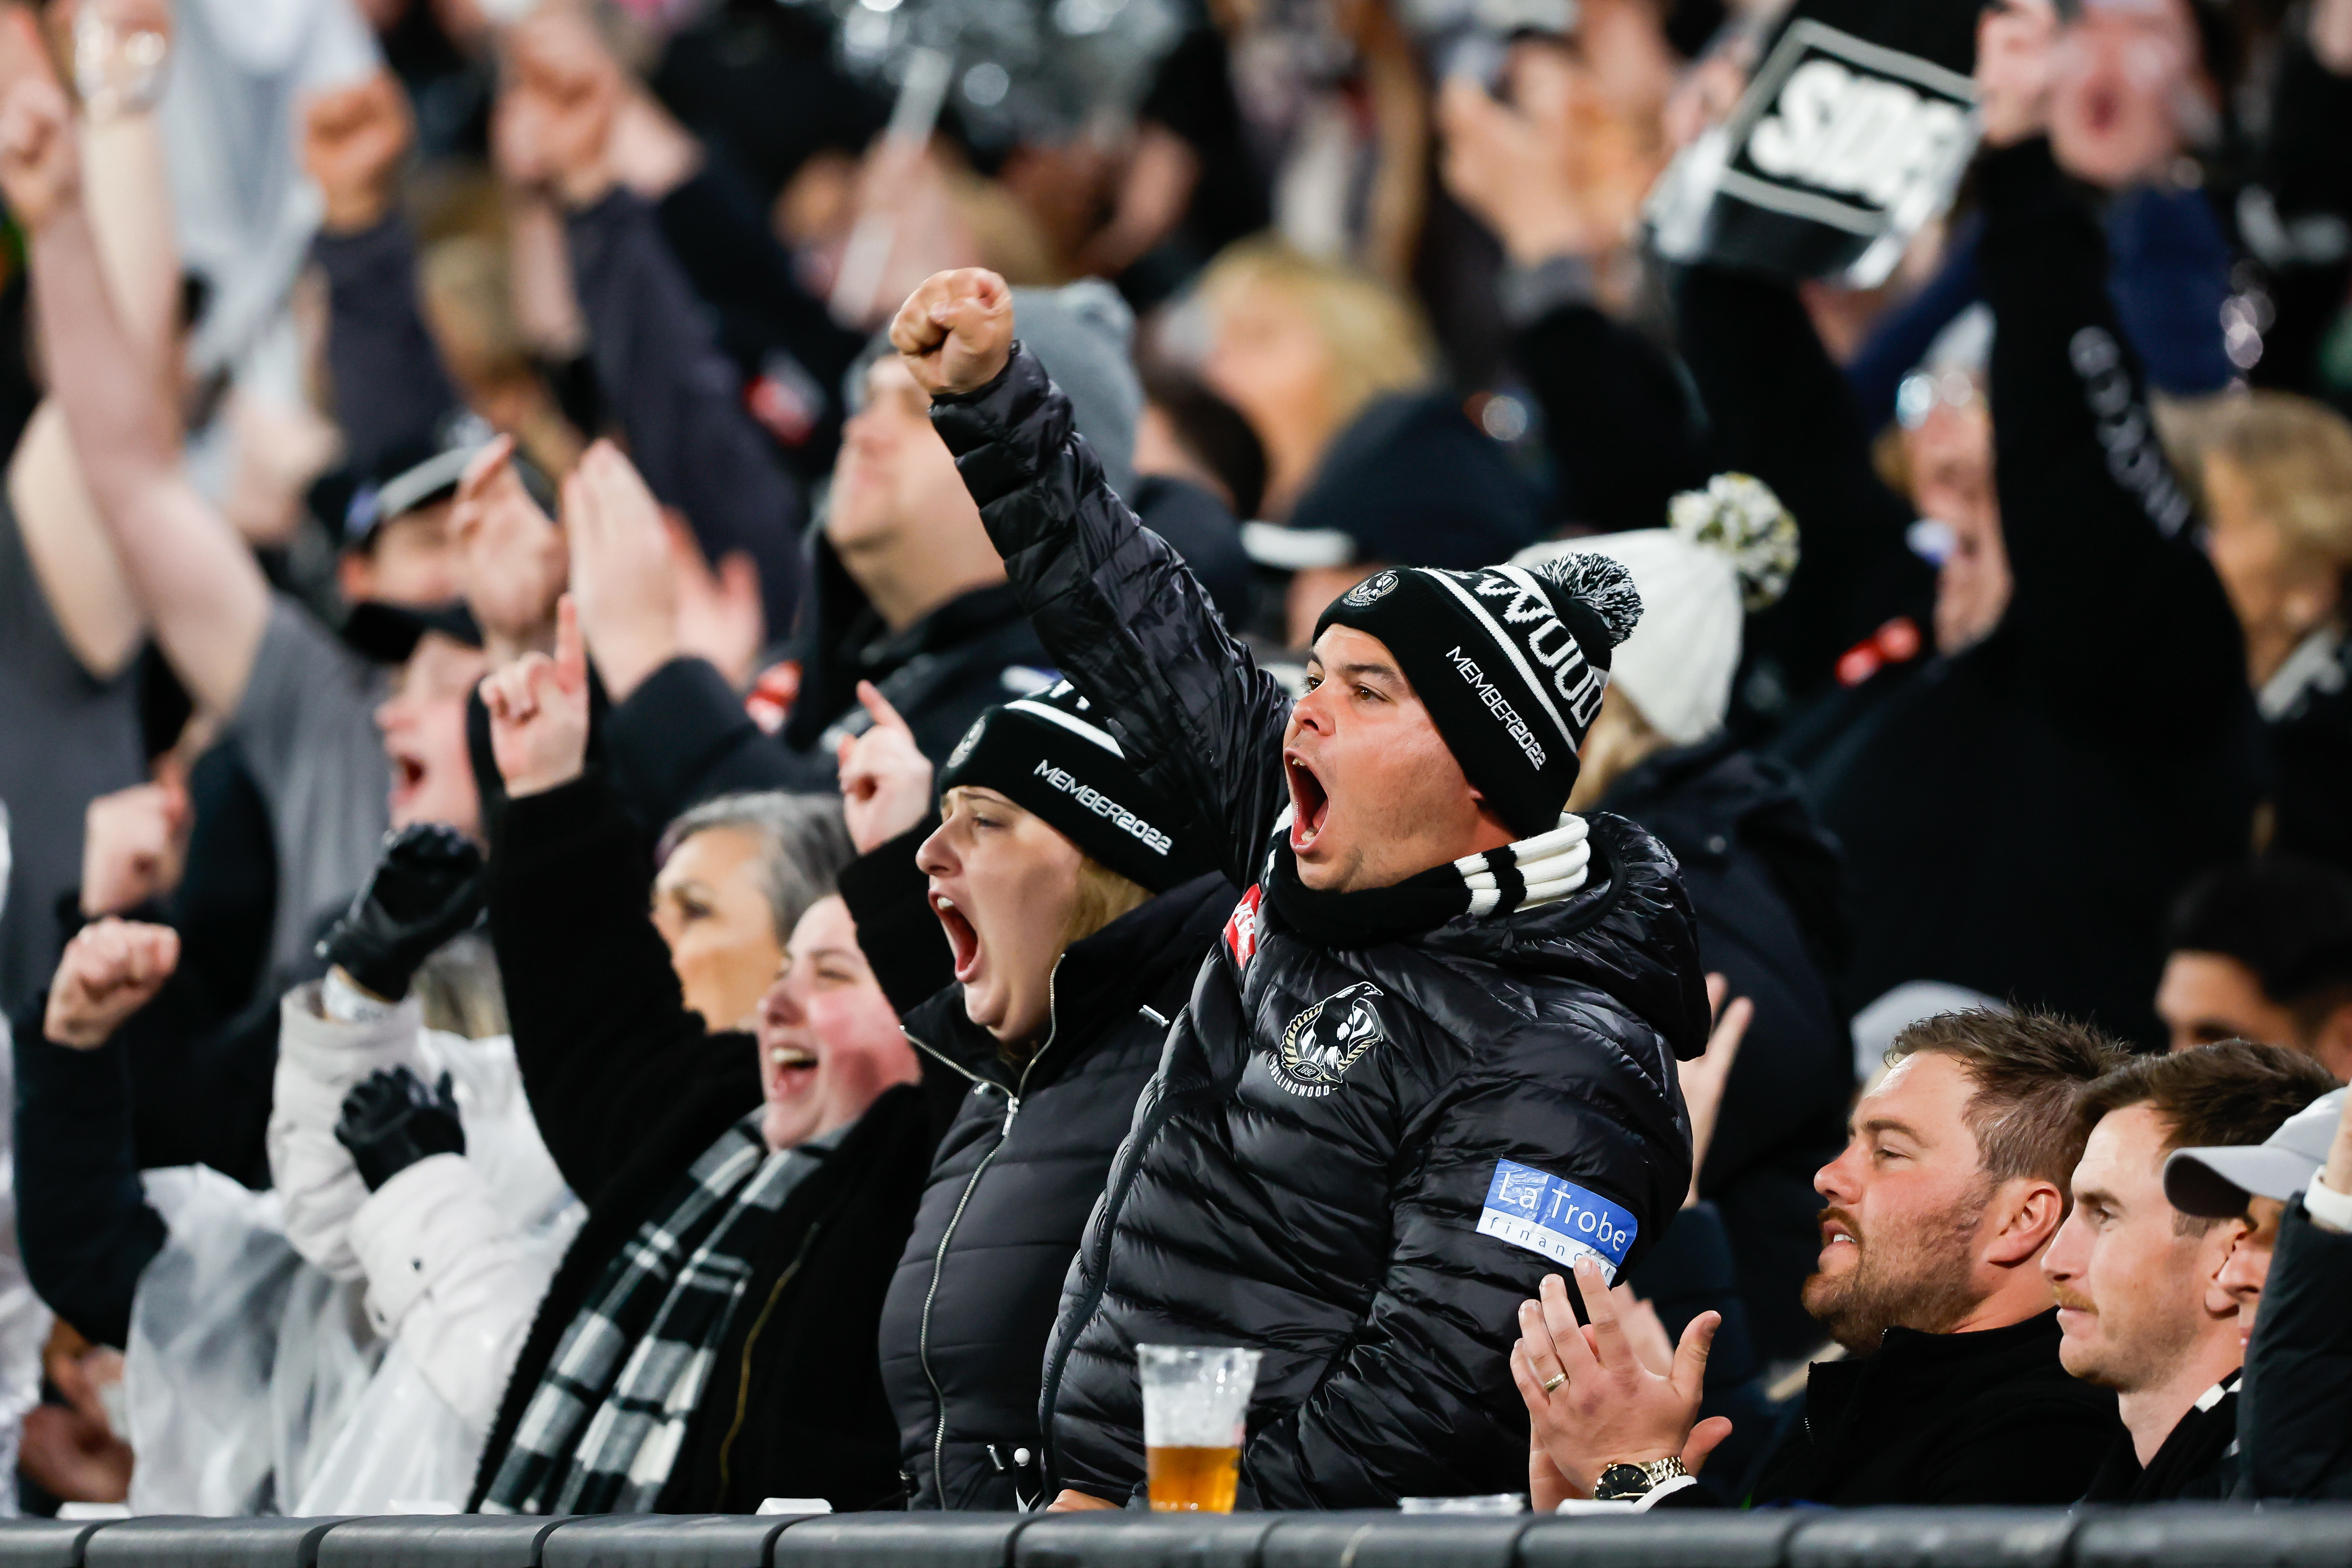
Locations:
1902;392;2009;654
376;631;486;840
828;358;989;564
339;501;463;609
2200;454;2343;687
918;787;1089;1045
2048;0;2210;189
2044;1105;2242;1399
653;826;786;1033
1287;625;1505;892
2215;1195;2285;1351
1203;280;1341;512
1807;1051;2044;1352
755;895;917;1151
2156;951;2302;1054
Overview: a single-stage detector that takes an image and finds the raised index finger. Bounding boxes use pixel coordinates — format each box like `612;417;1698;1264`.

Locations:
854;679;914;737
457;434;517;505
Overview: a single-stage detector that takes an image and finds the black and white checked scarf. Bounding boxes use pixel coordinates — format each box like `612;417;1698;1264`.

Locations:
480;1114;837;1515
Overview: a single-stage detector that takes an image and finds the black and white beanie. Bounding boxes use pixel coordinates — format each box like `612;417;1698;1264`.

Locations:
1313;556;1642;838
939;682;1210;894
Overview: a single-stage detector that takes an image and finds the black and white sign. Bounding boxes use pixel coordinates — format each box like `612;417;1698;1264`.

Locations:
1648;2;1981;286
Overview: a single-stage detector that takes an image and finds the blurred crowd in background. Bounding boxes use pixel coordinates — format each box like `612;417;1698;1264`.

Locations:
0;0;2351;1525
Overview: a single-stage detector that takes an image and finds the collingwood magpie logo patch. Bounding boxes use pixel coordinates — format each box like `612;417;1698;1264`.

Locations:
947;716;987;770
1271;981;1386;1097
1342;571;1399;608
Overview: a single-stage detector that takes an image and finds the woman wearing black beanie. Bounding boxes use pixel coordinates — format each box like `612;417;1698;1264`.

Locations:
833;679;1233;1511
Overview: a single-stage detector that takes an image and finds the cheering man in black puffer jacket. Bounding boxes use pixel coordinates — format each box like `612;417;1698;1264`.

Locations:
888;271;1709;1511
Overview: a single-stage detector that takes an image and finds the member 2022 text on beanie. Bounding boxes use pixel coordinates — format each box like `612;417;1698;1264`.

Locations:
938;683;1210;894
1314;557;1642;837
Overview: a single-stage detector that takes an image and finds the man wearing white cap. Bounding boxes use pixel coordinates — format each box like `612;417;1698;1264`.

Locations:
2167;1083;2352;1497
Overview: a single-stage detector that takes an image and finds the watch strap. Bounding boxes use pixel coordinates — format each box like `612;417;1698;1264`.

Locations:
1592;1454;1688;1501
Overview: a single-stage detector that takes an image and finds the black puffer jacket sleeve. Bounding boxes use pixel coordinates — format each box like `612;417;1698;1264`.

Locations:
930;349;1292;892
1975;138;2244;743
1672;266;1930;696
2239;1199;2352;1498
12;1008;166;1348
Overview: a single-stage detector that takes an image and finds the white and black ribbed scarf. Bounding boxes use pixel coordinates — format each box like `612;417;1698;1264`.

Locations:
479;1114;835;1515
1264;813;1593;949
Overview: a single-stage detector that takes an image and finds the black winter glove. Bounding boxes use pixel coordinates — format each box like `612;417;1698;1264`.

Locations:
334;1066;466;1191
318;824;484;1001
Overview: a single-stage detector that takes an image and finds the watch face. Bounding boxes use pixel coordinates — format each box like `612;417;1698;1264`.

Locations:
1593;1462;1651;1500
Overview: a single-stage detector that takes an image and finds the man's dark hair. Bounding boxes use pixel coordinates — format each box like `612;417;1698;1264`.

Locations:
2079;1041;2339;1230
2168;856;2352;1038
1888;1009;2130;1189
1140;364;1268;522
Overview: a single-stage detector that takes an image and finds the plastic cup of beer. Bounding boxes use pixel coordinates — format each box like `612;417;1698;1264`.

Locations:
1139;1344;1260;1512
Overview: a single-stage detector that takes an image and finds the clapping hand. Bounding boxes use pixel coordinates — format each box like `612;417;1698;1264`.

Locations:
838;682;935;854
452;434;568;664
319;823;486;1003
335;1066;466;1192
1678;974;1753;1207
1437;43;1605;266
79;779;193;917
497;8;624;207
564;441;679;704
1512;1256;1732;1507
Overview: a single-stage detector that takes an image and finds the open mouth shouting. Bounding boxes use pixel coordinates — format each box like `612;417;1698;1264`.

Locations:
934;894;983;985
1286;750;1331;854
765;1039;820;1102
387;742;434;817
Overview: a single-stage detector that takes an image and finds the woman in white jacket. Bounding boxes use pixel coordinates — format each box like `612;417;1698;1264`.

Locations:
23;826;580;1514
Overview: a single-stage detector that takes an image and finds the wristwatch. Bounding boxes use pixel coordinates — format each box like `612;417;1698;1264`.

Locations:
1592;1455;1689;1502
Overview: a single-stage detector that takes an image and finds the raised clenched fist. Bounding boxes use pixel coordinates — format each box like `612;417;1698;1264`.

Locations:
303;71;414;235
890;269;1015;399
44;919;179;1049
0;10;78;236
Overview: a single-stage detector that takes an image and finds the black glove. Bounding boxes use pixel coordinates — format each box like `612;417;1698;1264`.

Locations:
334;1066;466;1191
318;824;484;1001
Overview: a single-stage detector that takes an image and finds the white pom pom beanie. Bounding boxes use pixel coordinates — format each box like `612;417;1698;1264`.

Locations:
1514;474;1799;748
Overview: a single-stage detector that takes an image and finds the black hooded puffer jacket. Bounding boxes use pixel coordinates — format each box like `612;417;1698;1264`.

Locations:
875;870;1233;1510
931;347;1707;1510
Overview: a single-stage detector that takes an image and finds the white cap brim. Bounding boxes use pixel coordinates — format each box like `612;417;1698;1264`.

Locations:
2164;1144;2322;1219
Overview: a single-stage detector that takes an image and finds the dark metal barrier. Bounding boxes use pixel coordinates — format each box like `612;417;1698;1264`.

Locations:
7;1504;2352;1568
314;1518;571;1568
0;1521;111;1568
2072;1505;2352;1568
1519;1510;1804;1568
86;1519;346;1568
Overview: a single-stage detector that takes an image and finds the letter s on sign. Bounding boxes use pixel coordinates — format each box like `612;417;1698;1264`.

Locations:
1748;57;1851;183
